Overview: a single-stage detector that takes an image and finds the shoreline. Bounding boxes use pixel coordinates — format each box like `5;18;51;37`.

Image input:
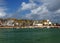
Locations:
0;26;60;29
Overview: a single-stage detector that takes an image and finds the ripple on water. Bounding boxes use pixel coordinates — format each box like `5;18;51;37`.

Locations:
0;28;60;43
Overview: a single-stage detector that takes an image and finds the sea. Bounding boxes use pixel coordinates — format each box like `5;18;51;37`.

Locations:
0;28;60;43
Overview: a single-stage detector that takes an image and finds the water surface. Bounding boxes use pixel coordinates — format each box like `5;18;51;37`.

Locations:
0;28;60;43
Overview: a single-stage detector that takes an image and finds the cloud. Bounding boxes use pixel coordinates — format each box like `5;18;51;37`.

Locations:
0;0;7;18
31;4;48;14
0;12;6;17
13;0;60;23
0;0;8;18
41;0;60;11
55;9;60;13
24;4;51;20
30;0;60;11
21;2;37;10
20;0;60;23
0;7;7;17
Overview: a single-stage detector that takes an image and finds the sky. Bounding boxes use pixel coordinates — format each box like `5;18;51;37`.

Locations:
0;0;60;23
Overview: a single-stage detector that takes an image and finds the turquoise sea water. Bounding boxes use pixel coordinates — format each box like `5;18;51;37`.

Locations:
0;28;60;43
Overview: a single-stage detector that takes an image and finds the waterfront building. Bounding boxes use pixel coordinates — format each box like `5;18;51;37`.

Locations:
33;20;43;28
0;18;59;28
2;18;15;26
33;20;53;26
42;20;52;26
14;20;24;26
6;20;14;26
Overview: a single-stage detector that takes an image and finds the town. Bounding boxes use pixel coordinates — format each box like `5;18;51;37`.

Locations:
0;18;60;28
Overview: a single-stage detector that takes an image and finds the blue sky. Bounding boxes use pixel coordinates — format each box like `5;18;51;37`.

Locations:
6;0;29;13
0;0;60;23
0;0;29;15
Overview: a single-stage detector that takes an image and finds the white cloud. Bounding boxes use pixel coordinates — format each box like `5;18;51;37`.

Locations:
14;1;37;16
55;9;60;13
22;0;60;22
25;4;50;20
30;0;60;11
31;4;48;14
41;0;60;11
0;12;6;17
0;7;7;17
13;0;60;23
31;7;42;14
21;2;37;10
0;0;7;18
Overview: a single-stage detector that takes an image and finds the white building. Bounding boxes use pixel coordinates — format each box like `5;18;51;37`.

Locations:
33;21;43;26
6;20;14;26
43;20;52;26
33;20;52;26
